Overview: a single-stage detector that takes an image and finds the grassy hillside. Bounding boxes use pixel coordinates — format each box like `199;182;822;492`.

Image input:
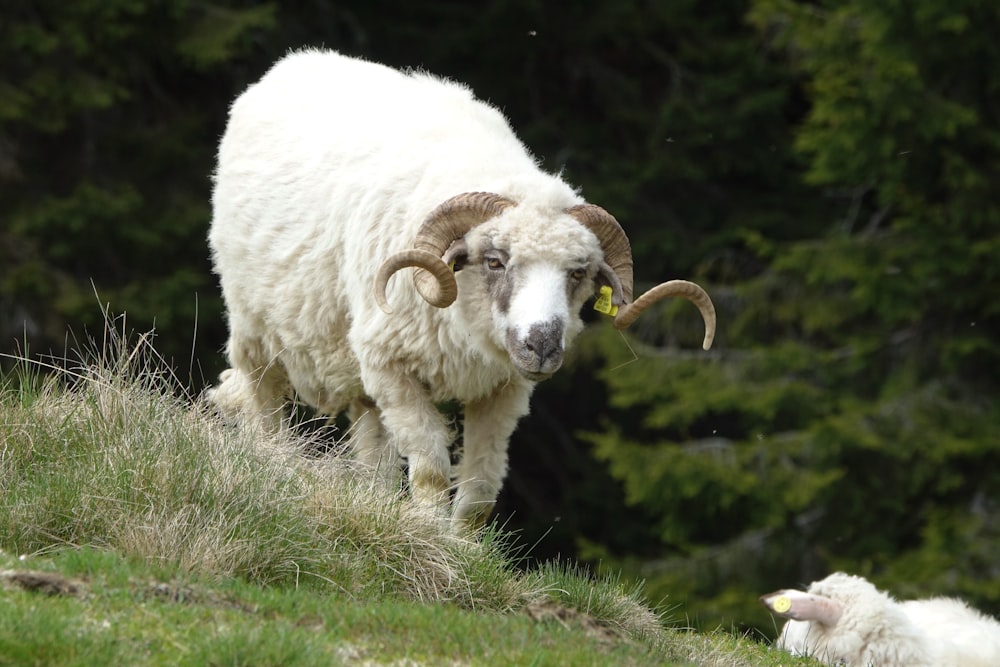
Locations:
0;333;819;666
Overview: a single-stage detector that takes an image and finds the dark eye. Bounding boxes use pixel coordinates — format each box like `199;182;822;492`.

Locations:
570;268;587;281
486;257;505;270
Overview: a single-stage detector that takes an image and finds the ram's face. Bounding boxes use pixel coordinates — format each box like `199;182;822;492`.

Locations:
460;214;602;381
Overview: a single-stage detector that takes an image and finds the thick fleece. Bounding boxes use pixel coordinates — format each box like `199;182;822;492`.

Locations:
762;572;1000;667
207;49;622;527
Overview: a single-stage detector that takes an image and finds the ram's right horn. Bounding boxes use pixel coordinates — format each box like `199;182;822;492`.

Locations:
374;192;515;311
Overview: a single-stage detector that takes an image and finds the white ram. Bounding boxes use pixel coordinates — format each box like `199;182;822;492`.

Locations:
207;49;716;528
761;571;1000;666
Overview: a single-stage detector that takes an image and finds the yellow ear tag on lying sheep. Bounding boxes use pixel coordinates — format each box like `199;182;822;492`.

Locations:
593;285;619;317
772;595;792;614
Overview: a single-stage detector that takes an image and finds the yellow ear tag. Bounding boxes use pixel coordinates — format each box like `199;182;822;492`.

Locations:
772;595;792;614
593;285;619;317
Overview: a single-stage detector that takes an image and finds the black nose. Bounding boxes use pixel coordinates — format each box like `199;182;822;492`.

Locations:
508;321;564;377
524;325;561;366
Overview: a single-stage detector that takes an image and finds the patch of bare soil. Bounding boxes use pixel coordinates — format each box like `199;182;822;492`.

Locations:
136;579;257;613
0;569;85;596
524;598;626;647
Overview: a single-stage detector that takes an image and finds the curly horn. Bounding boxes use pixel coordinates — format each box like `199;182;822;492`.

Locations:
565;204;716;350
374;250;459;312
564;204;634;303
375;192;515;312
760;590;843;627
615;280;716;350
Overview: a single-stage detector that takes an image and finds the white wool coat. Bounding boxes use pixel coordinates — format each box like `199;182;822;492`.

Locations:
768;572;1000;667
207;49;610;526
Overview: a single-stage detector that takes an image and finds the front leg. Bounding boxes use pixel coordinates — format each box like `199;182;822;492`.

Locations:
361;367;453;516
452;378;534;531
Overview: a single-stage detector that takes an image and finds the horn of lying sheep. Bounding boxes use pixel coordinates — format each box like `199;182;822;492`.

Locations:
760;590;844;627
374;192;516;312
564;204;717;350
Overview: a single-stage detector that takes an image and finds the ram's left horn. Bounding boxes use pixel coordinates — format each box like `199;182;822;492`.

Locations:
614;280;716;350
565;204;716;350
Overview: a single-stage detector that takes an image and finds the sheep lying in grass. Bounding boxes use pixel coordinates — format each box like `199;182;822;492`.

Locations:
760;571;1000;666
207;49;716;530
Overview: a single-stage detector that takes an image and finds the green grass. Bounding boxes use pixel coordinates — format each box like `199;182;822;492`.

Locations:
0;332;821;666
0;548;661;666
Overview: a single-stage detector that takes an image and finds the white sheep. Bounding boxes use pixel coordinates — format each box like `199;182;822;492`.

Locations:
206;49;716;529
761;571;1000;666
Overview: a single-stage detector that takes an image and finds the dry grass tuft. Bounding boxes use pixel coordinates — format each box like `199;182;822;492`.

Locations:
0;328;550;614
2;325;704;654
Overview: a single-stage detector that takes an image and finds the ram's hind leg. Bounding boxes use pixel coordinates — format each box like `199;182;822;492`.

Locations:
347;397;402;490
452;380;533;532
206;331;289;429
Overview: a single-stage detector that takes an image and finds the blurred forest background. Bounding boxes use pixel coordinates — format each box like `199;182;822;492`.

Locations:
2;0;998;636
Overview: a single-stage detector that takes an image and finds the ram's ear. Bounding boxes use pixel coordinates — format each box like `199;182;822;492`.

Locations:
442;239;469;272
596;260;626;305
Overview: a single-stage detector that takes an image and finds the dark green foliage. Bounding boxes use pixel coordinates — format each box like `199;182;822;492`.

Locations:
0;1;276;374
554;0;1000;633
